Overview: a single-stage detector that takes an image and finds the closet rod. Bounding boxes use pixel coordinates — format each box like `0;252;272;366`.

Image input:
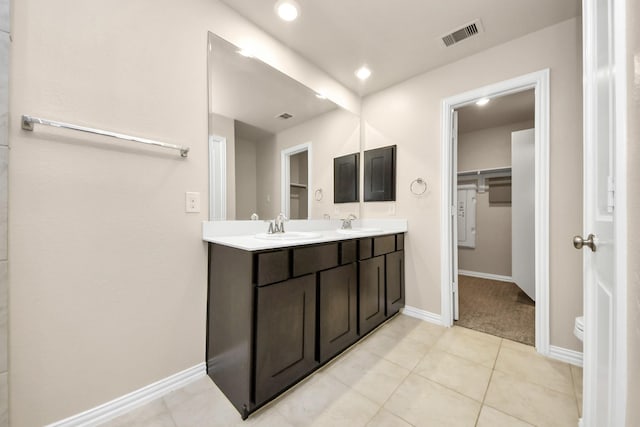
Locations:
21;115;190;158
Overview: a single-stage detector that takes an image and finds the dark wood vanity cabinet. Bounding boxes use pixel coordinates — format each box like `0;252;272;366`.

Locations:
206;232;405;419
255;275;317;405
319;263;358;363
358;255;386;335
385;250;405;316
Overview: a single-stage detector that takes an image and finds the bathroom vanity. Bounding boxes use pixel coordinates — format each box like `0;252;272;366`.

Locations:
203;222;406;419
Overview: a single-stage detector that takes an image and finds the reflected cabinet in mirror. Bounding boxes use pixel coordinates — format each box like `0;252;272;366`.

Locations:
334;153;359;203
207;32;361;220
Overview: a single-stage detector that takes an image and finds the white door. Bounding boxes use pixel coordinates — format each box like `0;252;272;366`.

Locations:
581;0;626;424
451;111;459;320
512;129;535;301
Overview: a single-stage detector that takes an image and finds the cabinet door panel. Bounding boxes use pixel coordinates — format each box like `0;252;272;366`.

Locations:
359;256;386;335
255;275;317;405
319;263;358;363
386;251;405;316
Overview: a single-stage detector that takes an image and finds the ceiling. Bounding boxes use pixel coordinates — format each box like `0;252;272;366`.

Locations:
457;90;535;133
220;0;581;96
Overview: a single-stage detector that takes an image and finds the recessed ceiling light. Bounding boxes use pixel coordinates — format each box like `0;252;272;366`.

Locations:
315;92;327;100
355;66;371;81
275;0;299;22
476;98;490;106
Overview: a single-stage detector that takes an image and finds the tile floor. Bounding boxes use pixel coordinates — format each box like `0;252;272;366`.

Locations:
102;315;582;427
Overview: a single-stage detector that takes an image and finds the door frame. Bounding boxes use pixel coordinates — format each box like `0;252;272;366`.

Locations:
209;134;227;220
439;69;550;353
280;142;312;219
581;0;628;424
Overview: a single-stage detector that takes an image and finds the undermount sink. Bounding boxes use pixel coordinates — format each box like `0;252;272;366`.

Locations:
336;227;383;235
254;231;323;241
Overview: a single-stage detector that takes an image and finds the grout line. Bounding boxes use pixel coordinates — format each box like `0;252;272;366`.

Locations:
473;338;502;426
569;366;582;418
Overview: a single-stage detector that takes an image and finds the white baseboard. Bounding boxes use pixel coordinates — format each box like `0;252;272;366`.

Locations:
47;363;206;427
401;305;443;326
548;345;584;367
458;269;513;283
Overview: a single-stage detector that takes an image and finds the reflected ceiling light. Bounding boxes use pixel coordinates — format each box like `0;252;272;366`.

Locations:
355;66;372;80
275;0;299;22
476;97;490;106
237;48;254;58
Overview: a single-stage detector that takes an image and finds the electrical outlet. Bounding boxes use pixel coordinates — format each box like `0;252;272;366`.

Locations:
185;192;201;213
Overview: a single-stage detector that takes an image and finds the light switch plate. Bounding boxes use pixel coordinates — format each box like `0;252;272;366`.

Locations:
185;192;200;213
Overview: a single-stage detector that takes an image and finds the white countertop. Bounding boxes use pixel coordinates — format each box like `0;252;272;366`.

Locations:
202;219;408;251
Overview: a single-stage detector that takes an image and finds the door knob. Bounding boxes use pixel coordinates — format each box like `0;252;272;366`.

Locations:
573;234;596;252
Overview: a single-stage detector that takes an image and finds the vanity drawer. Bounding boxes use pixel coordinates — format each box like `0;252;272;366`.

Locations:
373;235;396;257
340;240;357;265
293;243;339;277
359;238;373;260
256;250;290;286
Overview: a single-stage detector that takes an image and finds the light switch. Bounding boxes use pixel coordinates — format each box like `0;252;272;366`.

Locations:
185;192;201;213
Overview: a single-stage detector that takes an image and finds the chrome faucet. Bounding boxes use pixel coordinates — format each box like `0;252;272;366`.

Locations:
340;214;357;229
267;213;288;234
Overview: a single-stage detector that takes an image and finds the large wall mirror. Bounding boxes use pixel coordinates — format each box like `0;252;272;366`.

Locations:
207;32;361;221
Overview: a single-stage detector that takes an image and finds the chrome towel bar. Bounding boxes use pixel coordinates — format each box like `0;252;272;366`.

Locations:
21;115;190;157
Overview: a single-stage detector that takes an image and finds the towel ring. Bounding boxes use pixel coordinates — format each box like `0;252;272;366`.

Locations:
314;189;323;201
410;178;427;195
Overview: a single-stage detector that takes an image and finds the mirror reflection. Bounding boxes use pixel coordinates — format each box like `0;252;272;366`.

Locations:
207;32;361;221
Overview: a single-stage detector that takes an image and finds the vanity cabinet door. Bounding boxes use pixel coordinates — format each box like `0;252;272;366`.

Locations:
385;250;405;316
319;263;358;363
254;275;318;405
358;255;386;335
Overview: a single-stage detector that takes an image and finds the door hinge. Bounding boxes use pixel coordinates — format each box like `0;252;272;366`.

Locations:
451;281;458;293
450;205;456;216
607;175;615;212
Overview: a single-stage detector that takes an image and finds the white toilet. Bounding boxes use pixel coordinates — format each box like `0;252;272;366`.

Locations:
574;316;584;341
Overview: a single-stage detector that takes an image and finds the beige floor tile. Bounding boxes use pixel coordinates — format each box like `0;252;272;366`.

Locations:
485;370;579;427
413;349;492;401
500;338;536;353
494;346;574;395
571;365;583;416
359;329;431;370
100;398;176;427
237;407;295;427
366;409;413;427
275;371;378;426
434;327;501;368
324;347;410;405
163;376;242;426
384;373;480;427
380;315;446;346
476;405;533;427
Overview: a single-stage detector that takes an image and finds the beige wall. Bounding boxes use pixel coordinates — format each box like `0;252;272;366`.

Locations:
257;108;361;220
626;0;639;424
457;120;533;277
234;137;257;220
362;18;583;351
8;1;356;426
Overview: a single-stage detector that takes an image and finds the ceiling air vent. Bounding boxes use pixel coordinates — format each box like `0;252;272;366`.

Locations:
276;112;293;120
441;20;483;47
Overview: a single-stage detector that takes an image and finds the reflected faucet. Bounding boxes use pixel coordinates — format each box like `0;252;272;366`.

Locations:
340;214;357;230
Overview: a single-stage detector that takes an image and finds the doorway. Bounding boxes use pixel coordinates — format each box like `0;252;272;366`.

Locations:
454;90;536;345
281;142;312;219
440;70;550;353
